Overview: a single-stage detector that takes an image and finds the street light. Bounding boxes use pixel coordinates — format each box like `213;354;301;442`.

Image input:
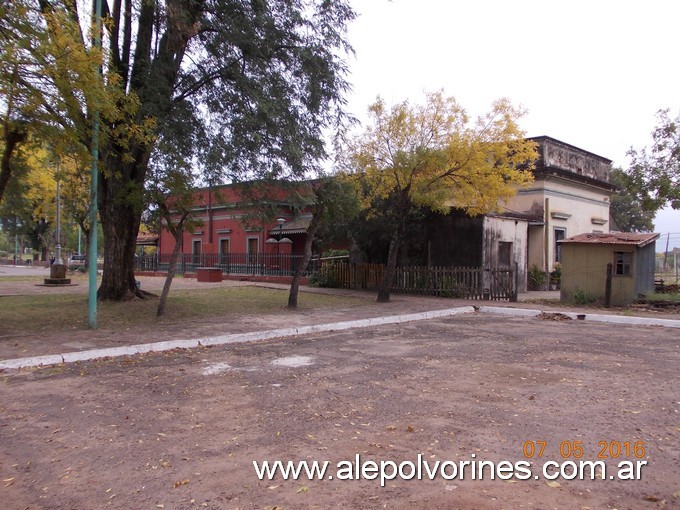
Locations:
277;218;285;275
277;218;285;243
54;161;63;265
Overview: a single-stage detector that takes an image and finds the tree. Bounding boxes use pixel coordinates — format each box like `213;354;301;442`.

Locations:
105;0;355;301
287;175;359;309
58;152;95;261
627;109;680;211
145;130;203;317
0;140;58;259
609;168;654;232
0;0;116;207
4;0;356;301
344;91;537;302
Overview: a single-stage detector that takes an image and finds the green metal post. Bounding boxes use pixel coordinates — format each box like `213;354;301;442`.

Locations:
88;0;102;329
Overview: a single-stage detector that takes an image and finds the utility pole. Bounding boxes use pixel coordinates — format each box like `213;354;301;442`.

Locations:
88;0;102;328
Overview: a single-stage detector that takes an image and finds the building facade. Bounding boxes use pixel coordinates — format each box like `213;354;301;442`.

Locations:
501;136;617;275
156;183;314;268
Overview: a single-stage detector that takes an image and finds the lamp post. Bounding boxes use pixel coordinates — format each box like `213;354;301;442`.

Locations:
277;218;285;275
277;218;285;244
14;222;18;266
54;164;63;265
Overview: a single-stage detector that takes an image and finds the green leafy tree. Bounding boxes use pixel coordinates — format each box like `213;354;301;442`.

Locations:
58;152;95;261
627;109;680;211
609;168;654;232
345;91;537;302
146;167;201;317
4;0;356;301
287;175;359;309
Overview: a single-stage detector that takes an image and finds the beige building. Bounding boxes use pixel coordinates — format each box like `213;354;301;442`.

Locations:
501;136;617;275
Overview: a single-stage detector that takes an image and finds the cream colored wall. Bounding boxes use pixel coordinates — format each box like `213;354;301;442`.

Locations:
527;226;545;272
502;178;611;272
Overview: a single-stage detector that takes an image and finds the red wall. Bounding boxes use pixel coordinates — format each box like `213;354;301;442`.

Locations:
158;183;310;257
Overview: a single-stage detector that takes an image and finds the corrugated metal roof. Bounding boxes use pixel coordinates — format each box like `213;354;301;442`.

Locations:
559;232;659;247
268;214;312;235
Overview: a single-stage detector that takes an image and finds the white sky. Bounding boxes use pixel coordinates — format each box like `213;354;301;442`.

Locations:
345;0;680;249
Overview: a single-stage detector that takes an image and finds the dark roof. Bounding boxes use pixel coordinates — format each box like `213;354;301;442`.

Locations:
268;214;312;235
136;233;159;246
559;232;659;248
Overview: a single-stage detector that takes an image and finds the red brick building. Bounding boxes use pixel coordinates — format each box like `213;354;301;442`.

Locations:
153;182;314;275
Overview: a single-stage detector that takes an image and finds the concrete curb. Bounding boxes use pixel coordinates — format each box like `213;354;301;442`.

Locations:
0;306;476;370
1;304;678;371
478;306;680;328
477;306;542;318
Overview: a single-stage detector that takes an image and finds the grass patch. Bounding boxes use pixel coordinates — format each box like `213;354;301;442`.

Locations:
0;275;47;283
643;292;680;303
0;286;366;336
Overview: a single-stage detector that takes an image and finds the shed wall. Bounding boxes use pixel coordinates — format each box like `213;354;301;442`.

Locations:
560;244;636;306
634;244;656;296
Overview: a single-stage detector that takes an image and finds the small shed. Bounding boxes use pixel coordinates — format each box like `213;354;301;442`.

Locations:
559;232;660;306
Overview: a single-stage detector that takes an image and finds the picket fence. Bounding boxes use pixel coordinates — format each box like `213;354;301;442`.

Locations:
316;261;517;301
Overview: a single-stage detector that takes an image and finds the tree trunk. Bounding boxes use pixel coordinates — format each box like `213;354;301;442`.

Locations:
97;158;148;300
157;232;183;317
0;125;28;205
78;220;91;269
376;204;410;302
288;206;322;309
376;227;401;302
376;195;411;303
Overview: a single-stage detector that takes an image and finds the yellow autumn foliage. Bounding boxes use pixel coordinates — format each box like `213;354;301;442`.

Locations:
346;90;537;217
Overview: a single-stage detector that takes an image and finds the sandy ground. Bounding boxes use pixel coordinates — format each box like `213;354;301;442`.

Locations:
1;309;679;509
1;267;679;509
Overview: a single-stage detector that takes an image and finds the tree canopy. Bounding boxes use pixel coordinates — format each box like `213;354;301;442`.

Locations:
2;0;356;301
0;0;119;204
627;109;680;212
609;168;655;232
344;91;537;301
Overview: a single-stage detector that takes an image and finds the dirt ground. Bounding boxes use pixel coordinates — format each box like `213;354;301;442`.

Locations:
1;306;679;509
1;269;679;362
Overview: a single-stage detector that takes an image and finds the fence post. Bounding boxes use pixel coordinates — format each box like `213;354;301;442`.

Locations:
604;263;612;308
511;262;519;302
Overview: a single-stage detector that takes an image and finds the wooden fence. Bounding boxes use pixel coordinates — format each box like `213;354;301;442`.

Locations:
317;261;517;301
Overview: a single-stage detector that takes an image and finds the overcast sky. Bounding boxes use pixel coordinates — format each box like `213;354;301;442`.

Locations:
344;0;679;249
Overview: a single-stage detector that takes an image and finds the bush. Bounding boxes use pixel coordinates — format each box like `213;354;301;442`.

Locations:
528;265;546;291
309;265;342;288
550;262;561;283
322;249;349;258
573;288;597;305
438;276;469;298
